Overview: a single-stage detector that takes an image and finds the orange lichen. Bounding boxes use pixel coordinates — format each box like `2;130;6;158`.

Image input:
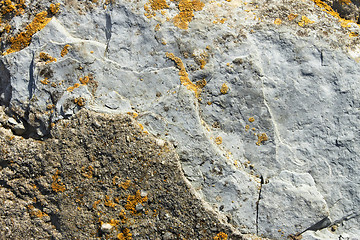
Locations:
67;83;80;92
117;228;132;240
93;200;101;209
196;79;207;88
220;83;229;94
248;117;255;122
274;18;282;25
149;0;169;10
1;0;16;14
127;112;138;119
119;209;127;224
245;125;250;131
109;218;120;226
40;78;49;85
51;169;66;192
49;3;60;14
4;24;11;33
4;11;51;55
61;44;70;57
104;195;117;208
311;0;356;28
39;52;57;64
119;180;131;190
213;17;227;24
125;190;148;214
144;0;169;18
67;75;90;92
166;52;202;98
0;0;25;15
74;97;86;107
173;0;205;29
298;15;314;27
27;205;49;218
79;75;90;85
214;232;228;240
215;136;222;145
349;32;358;37
81;165;93;178
288;13;298;21
256;133;268;146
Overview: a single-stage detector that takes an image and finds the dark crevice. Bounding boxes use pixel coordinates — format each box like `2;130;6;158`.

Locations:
28;52;36;100
255;175;264;235
104;10;112;56
0;60;12;106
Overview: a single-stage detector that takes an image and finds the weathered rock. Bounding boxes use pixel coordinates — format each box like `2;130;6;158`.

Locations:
1;0;360;239
0;109;240;239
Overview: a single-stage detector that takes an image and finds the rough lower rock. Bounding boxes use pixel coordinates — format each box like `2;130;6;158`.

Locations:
1;0;360;239
0;109;242;239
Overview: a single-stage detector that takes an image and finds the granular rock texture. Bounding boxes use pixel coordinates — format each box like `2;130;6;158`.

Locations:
0;109;242;240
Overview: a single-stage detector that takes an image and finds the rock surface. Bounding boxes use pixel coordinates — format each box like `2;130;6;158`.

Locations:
0;109;242;239
1;0;360;239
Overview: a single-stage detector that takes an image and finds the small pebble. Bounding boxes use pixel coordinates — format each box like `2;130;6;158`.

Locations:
101;223;113;233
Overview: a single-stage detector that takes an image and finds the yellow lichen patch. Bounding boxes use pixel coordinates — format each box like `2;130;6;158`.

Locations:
214;232;228;240
119;209;127;224
4;11;51;55
4;24;11;33
39;52;57;64
256;133;268;146
149;0;169;10
119;180;131;190
81;165;93;178
196;79;207;88
245;125;250;131
194;50;209;69
79;75;90;85
274;18;282;25
109;218;120;226
67;83;80;92
0;0;25;15
248;117;255;122
40;78;49;85
144;0;169;18
349;32;359;37
93;199;101;209
166;52;202;98
104;195;117;208
74;97;86;107
51;169;66;192
46;104;54;110
220;83;229;94
67;75;90;92
0;0;16;14
288;13;298;21
117;228;132;240
173;0;205;29
27;205;49;218
298;16;314;27
125;190;148;214
61;44;70;57
127;112;138;118
215;136;222;145
49;3;60;14
311;0;356;28
213;17;227;24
